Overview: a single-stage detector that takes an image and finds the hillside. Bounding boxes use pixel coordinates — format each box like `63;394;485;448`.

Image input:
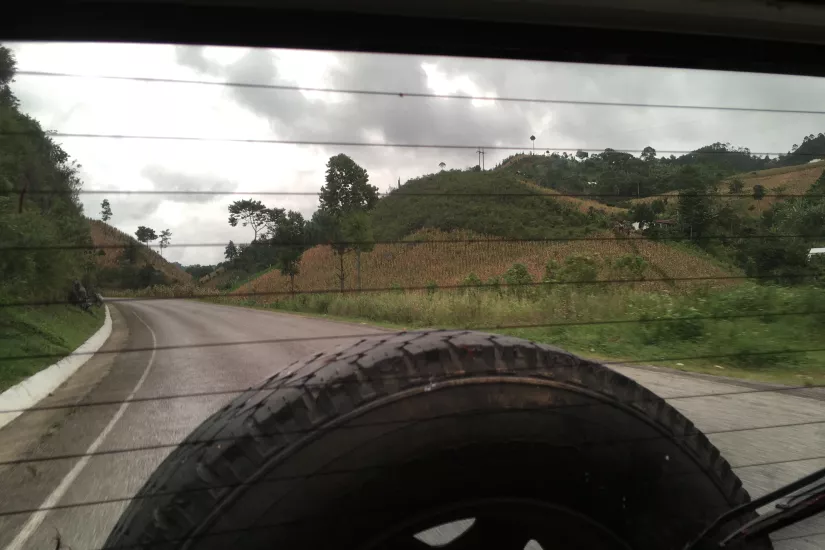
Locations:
730;161;825;216
516;178;627;215
238;163;735;300
89;219;191;287
235;228;738;301
629;161;825;216
1;45;107;391
495;134;824;207
776;133;825;167
370;170;615;242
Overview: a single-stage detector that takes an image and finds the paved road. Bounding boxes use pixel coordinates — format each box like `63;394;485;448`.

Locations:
0;300;822;549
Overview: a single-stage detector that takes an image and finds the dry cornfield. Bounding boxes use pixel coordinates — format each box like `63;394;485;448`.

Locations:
234;228;738;303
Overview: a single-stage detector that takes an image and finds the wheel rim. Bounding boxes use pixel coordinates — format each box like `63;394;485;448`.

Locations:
361;498;633;550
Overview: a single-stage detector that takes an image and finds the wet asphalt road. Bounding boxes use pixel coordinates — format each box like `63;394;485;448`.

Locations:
0;300;383;550
0;299;823;549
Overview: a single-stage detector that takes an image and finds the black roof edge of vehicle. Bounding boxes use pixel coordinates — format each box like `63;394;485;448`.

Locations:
3;0;825;78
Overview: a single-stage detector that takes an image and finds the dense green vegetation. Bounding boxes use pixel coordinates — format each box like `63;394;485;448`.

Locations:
207;154;378;291
0;46;105;388
243;280;825;385
184;264;217;280
371;170;608;241
0;47;95;302
628;167;825;283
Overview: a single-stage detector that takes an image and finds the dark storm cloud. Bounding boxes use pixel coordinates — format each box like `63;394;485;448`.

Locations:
176;48;534;161
140;166;239;203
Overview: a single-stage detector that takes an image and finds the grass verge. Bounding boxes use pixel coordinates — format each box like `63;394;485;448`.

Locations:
0;304;105;392
214;283;825;387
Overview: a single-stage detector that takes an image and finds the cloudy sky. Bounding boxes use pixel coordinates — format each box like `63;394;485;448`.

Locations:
6;41;825;265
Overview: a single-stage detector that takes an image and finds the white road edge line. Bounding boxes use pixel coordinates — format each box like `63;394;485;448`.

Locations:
0;306;113;430
4;311;158;550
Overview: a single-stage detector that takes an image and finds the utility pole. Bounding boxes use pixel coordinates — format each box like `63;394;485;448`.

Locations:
476;148;485;170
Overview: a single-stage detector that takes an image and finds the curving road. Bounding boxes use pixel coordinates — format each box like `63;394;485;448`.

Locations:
0;299;823;549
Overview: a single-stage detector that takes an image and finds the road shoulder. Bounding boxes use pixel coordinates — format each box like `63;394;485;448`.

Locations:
0;306;112;431
0;304;158;548
616;362;825;402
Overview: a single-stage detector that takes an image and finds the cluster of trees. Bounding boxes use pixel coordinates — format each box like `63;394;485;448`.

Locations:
629;166;825;283
184;264;216;280
734;170;825;283
778;133;825;167
222;154;379;293
499;138;825;204
0;46;97;300
134;225;172;257
97;255;168;288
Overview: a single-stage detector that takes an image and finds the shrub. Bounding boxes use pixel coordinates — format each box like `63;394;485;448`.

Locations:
752;184;766;200
486;276;502;295
461;272;483;295
613;254;647;280
728;178;745;194
558;255;599;284
425;280;438;296
639;305;705;344
543;259;560;283
503;263;533;298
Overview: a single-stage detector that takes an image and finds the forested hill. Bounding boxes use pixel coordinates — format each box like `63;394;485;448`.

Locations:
370;170;614;242
89;220;192;289
0;46;95;302
496;133;824;204
777;133;825;167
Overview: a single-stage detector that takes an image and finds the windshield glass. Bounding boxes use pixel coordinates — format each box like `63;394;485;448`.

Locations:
0;41;823;550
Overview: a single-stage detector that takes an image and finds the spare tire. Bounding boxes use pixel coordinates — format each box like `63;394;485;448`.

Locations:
105;330;771;550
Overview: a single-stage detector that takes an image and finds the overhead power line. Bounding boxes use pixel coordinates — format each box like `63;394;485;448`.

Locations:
4;129;825;157
15;188;825;198
4;232;825;252
17;70;825;117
